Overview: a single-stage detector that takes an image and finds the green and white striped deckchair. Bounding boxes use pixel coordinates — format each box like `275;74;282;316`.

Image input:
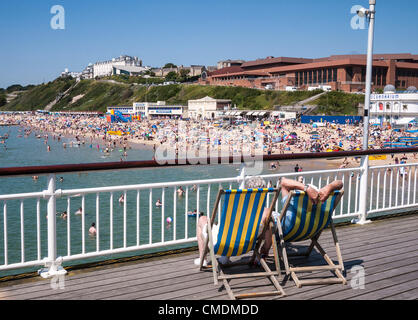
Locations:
201;187;286;300
274;189;347;288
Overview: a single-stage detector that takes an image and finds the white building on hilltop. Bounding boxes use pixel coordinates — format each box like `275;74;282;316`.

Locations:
370;85;418;126
93;55;143;78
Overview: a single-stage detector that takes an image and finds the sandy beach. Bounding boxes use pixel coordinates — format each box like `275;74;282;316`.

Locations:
0;113;416;169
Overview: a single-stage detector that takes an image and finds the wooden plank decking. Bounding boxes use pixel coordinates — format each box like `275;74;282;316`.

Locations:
0;213;417;300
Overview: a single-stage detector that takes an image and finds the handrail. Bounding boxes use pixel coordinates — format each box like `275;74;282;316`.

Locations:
0;147;416;177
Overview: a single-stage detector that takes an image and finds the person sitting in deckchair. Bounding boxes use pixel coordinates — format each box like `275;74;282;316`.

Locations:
194;176;268;267
259;177;343;257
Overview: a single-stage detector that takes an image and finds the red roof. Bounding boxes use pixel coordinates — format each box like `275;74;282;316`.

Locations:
241;56;313;68
208;66;243;76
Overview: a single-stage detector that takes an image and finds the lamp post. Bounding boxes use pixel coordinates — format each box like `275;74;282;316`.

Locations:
357;0;376;225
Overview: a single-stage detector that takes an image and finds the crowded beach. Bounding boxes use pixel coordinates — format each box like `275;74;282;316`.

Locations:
0;112;416;169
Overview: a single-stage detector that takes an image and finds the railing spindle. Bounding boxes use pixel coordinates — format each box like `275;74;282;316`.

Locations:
3;201;7;265
395;169;399;207
110;192;113;250
136;190;140;246
20;201;24;263
407;166;412;205
369;171;374;211
376;170;380;210
36;198;41;261
149;189;152;244
82;195;85;254
185;186;189;239
96;193;100;251
67;197;71;256
123;191;127;248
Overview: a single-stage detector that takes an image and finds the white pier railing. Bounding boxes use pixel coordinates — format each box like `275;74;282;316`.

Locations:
0;160;417;277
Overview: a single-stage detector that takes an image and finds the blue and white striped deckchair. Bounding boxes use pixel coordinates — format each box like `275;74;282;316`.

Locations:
201;188;286;299
275;189;347;288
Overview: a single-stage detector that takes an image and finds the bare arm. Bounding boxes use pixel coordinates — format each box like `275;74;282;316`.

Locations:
318;180;343;202
280;177;319;203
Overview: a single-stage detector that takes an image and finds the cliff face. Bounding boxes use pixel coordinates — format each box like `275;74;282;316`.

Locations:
2;77;360;114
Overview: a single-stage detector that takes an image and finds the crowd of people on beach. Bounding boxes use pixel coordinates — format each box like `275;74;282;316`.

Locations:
1;113;416;166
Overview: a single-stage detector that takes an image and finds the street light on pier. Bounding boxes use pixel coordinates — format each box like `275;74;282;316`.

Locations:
357;0;376;225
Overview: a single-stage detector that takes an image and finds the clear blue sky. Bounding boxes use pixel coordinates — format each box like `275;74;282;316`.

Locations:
0;0;417;89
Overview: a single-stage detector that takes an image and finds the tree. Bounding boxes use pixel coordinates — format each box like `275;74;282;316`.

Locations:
163;63;177;69
165;71;177;82
177;69;190;82
0;94;7;107
6;84;23;93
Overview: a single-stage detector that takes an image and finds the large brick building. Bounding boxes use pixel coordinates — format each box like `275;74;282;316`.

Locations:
200;54;418;93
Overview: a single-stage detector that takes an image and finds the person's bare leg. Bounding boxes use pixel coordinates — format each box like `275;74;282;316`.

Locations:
260;208;272;255
197;215;208;261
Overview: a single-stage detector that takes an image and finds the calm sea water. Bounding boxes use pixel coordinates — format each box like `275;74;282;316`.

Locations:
0;126;273;275
0;125;404;276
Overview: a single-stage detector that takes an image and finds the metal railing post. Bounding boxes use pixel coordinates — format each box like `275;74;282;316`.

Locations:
357;157;372;225
239;165;246;189
356;0;376;225
38;174;67;278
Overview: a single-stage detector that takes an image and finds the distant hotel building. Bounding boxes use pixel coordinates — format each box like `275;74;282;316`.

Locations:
93;55;143;78
200;53;418;93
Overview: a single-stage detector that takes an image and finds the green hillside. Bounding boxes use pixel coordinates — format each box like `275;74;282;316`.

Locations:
311;91;364;115
1;77;363;114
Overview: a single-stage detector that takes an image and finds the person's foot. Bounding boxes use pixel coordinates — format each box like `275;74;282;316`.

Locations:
194;258;207;267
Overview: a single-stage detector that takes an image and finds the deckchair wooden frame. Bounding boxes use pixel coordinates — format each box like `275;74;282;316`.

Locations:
275;190;347;288
200;188;286;300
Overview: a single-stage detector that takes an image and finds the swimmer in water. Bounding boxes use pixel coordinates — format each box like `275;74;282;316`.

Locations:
89;223;97;235
177;186;184;197
75;207;83;215
118;194;125;203
155;199;162;207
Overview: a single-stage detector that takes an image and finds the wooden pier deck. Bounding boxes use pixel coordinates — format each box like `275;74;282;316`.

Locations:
0;213;417;300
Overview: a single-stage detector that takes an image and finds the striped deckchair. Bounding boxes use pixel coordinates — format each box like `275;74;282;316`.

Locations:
201;188;286;300
274;189;347;287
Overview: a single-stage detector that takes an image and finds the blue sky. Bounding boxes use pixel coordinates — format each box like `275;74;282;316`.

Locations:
0;0;417;88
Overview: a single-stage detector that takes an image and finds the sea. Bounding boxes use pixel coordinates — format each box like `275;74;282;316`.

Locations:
0;125;403;277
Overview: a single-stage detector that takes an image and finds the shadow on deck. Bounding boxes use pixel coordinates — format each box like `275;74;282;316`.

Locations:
0;213;417;300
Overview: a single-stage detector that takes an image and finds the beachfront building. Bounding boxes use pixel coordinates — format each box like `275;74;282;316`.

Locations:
200;53;418;93
133;101;187;119
106;106;134;116
188;96;232;120
370;85;418;126
93;55;143;78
